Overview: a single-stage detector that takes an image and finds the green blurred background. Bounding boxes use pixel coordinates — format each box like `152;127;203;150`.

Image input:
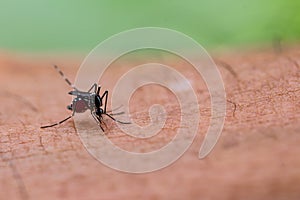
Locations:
0;0;299;52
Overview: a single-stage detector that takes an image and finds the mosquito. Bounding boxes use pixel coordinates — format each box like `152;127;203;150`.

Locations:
40;65;130;131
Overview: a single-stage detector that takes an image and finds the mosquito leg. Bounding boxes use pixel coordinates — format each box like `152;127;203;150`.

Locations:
97;114;108;131
91;111;100;124
101;91;108;113
40;116;72;128
41;99;77;129
99;123;104;132
100;120;108;130
96;86;100;95
91;112;105;132
104;113;131;124
106;105;124;113
108;111;125;116
88;83;97;93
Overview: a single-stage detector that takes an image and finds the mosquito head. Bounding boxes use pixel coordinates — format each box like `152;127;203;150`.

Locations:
68;90;76;95
67;104;72;111
68;89;84;96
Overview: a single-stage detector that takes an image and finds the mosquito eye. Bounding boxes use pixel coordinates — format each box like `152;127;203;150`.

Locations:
67;105;72;110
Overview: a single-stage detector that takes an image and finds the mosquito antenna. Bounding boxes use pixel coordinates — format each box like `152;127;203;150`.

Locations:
53;65;74;88
41;115;72;128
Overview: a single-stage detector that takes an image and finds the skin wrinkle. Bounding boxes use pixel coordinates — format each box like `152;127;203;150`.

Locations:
215;59;239;79
214;59;244;120
224;61;299;125
226;100;237;117
38;135;48;154
0;47;299;199
7;159;29;200
1;91;38;113
0;134;29;200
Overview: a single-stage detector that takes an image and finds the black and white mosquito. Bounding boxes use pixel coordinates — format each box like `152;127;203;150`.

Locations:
41;65;130;131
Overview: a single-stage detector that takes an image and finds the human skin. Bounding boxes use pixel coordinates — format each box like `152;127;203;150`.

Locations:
0;46;299;200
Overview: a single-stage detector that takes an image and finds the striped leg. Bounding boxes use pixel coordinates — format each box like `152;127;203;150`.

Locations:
40;116;72;128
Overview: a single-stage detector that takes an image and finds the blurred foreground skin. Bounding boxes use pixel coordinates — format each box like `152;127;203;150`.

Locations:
0;46;299;200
